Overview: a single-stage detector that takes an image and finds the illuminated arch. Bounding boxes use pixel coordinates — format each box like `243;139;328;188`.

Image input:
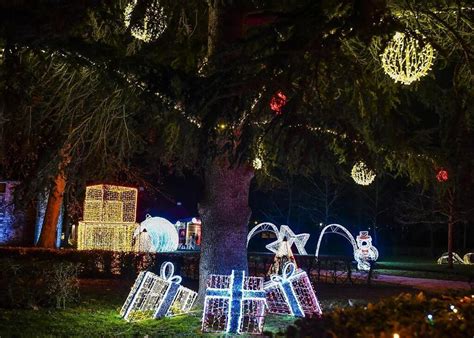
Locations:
314;224;358;257
247;222;280;247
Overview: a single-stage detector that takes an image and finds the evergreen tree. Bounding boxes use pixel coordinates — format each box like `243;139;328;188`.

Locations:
0;0;472;296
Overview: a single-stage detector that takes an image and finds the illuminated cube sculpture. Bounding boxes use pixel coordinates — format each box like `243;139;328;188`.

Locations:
264;262;322;317
120;261;197;322
202;270;266;334
77;184;139;251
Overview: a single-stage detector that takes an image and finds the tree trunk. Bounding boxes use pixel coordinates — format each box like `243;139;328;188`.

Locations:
37;172;66;248
463;221;467;251
447;189;455;269
37;145;70;248
197;160;254;302
447;216;454;269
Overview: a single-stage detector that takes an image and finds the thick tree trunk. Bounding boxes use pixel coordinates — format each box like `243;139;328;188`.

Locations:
37;172;66;248
197;160;254;302
37;146;70;248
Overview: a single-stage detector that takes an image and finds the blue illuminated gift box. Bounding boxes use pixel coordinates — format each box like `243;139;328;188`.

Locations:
120;261;197;321
202;270;266;334
264;262;322;317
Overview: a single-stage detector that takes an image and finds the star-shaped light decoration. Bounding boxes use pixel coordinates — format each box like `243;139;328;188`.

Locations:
265;225;310;255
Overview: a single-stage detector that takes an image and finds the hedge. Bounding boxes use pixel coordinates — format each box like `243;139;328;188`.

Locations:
0;247;361;287
283;292;474;337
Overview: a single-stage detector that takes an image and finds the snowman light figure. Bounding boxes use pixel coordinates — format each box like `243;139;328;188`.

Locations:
354;231;379;271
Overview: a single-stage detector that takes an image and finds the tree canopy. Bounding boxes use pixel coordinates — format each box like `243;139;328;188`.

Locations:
1;0;472;188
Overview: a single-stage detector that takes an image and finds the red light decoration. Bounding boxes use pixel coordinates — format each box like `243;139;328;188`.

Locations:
270;91;287;114
436;169;448;182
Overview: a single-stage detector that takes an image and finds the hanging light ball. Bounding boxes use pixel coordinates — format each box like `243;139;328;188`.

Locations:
269;91;287;114
252;157;263;170
381;32;435;85
351;161;376;186
124;0;168;42
436;169;448;182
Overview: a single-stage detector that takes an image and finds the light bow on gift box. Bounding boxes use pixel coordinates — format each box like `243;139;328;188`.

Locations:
264;262;322;317
202;270;266;334
120;261;197;321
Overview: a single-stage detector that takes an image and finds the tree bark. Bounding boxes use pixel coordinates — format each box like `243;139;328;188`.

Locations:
37;146;70;248
197;160;254;302
37;172;66;248
447;189;455;269
447;216;454;269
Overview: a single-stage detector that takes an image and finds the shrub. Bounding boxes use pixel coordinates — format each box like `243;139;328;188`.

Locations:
0;258;80;309
282;292;474;337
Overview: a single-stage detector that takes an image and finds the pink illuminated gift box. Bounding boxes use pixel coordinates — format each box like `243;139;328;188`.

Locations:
264;262;322;317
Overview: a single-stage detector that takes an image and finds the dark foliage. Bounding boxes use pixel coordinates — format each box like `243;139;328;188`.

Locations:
281;292;474;338
0;258;80;309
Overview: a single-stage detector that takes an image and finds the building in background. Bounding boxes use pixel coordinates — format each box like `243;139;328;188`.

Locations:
175;217;201;250
0;181;18;244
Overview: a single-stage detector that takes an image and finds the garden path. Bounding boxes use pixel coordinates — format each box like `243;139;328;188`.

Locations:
369;274;472;292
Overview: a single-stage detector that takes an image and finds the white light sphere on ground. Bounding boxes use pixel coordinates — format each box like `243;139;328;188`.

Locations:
134;215;179;252
381;32;435;85
351;161;376;186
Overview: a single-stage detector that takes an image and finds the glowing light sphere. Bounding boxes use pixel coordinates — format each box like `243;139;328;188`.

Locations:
381;32;435;85
351;161;376;186
436;169;449;182
270;91;287;114
124;0;168;42
253;157;263;170
202;270;266;334
134;215;179;252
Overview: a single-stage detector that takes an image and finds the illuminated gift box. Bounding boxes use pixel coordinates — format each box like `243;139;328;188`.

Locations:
77;222;138;251
264;262;322;317
83;184;137;223
202;270;266;334
77;184;139;251
120;262;197;322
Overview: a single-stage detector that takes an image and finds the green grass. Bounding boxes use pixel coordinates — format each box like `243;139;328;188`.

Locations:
0;279;414;337
0;279;296;337
375;259;474;281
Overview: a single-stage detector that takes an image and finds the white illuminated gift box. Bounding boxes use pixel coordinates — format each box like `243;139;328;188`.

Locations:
77;184;139;251
202;270;266;334
264;262;322;317
120;262;197;322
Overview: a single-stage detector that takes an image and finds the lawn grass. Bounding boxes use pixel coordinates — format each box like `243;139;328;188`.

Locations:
375;259;474;281
0;279;414;337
